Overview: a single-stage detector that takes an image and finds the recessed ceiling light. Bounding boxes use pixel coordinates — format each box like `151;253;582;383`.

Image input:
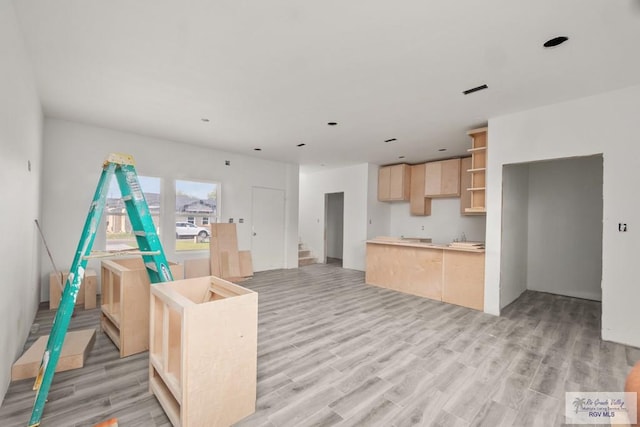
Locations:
463;84;488;95
327;122;338;126
543;36;569;48
385;138;397;143
398;156;405;159
438;148;447;152
254;148;262;151
201;118;210;122
297;143;306;147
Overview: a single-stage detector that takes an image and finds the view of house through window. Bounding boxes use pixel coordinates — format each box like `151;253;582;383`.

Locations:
175;179;219;251
105;176;161;251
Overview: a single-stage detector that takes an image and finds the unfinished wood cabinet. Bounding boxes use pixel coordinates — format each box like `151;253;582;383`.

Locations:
49;269;97;310
365;242;443;300
442;251;485;311
424;158;461;197
465;127;488;213
101;258;183;358
366;239;485;311
149;276;257;427
409;164;431;216
378;164;410;201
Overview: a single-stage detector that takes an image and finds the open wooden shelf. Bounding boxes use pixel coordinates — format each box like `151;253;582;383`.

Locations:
149;276;258;427
463;127;488;215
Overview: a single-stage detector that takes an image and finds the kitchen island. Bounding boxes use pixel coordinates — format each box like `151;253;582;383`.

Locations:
365;238;485;311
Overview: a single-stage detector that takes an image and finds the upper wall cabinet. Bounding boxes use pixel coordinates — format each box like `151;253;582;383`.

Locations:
424;158;461;198
465;127;488;213
378;164;410;201
410;164;431;215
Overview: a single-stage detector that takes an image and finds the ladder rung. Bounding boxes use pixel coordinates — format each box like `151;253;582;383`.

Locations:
134;231;146;236
122;195;132;201
145;262;158;272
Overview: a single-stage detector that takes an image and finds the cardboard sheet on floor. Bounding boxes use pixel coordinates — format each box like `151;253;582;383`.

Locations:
11;329;96;381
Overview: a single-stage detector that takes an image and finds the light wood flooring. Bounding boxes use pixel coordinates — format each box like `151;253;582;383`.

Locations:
1;263;639;426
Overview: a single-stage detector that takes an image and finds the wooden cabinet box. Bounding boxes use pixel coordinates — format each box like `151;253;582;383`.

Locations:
378;164;411;201
409;164;431;216
424;158;461;197
101;258;183;358
465;127;488;213
49;269;97;310
149;276;257;427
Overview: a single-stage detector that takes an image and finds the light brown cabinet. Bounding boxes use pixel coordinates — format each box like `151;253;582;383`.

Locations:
365;240;485;311
424;158;461;197
409;164;431;215
465;127;488;213
378;164;410;201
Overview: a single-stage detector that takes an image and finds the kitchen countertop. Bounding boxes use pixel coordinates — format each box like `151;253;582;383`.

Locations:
366;238;485;253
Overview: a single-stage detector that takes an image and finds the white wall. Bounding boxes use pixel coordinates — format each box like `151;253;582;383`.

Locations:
366;163;390;239
299;164;369;270
325;192;344;259
41;118;299;300
526;156;603;301
389;198;486;244
500;164;529;308
0;0;43;403
486;84;640;347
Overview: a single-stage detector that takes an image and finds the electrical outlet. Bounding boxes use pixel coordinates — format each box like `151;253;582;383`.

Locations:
619;223;628;232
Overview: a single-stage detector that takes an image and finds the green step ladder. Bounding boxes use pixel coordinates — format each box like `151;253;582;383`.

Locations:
28;153;174;427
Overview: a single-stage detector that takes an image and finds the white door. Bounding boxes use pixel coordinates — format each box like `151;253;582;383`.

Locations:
251;187;285;271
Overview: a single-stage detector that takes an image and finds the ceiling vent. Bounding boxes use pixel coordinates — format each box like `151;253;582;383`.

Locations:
463;84;488;95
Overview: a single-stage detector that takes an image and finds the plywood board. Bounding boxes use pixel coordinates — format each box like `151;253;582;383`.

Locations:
365;243;443;300
184;258;210;279
12;329;96;381
442;251;485;311
210;223;241;279
239;250;253;277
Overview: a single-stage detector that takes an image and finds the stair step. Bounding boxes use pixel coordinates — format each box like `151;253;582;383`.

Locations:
298;256;316;266
298;249;311;258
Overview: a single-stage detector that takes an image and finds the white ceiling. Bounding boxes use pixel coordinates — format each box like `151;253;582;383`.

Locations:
12;0;640;172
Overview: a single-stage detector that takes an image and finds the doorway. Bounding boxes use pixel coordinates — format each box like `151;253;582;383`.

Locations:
251;187;285;271
500;154;603;308
324;192;344;266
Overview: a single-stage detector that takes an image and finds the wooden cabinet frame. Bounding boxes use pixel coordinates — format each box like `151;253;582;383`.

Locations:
424;158;461;197
101;258;183;357
149;276;257;426
378;164;411;201
465;127;488;213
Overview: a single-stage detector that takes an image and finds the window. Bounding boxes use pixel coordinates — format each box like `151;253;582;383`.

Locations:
106;175;161;251
175;179;219;251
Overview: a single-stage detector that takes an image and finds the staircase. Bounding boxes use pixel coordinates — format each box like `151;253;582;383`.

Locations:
298;242;317;267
